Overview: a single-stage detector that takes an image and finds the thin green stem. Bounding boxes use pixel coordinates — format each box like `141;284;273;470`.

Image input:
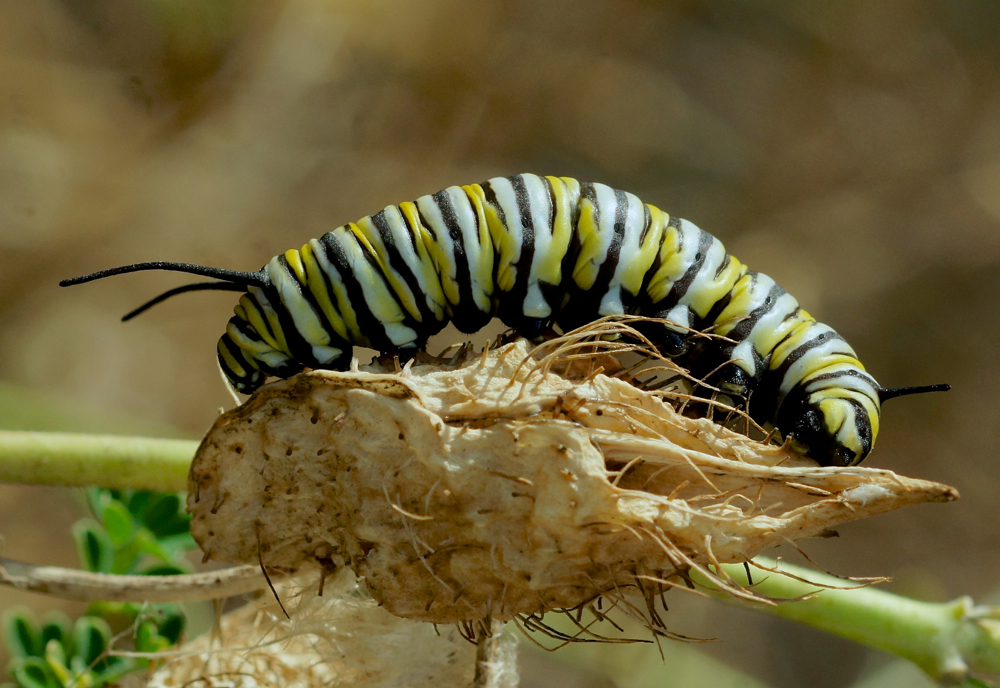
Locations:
0;431;195;492
703;559;1000;683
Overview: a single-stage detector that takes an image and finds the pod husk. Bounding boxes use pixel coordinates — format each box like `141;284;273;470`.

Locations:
188;325;957;627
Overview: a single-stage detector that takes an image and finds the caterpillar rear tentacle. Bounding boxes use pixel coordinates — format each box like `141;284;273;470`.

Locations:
60;174;950;467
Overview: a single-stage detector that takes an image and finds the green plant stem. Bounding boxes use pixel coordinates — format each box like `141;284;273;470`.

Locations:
0;431;195;492
705;559;1000;684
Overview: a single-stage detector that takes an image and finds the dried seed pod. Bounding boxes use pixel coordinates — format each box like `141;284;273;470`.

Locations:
188;331;957;627
146;570;507;688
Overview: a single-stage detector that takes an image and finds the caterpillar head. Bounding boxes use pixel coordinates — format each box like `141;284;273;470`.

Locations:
782;383;951;467
786;398;875;467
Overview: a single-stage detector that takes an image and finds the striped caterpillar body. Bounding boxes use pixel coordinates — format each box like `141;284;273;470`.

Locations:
61;174;949;467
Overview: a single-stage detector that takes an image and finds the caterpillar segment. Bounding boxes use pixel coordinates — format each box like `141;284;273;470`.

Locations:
60;174;950;466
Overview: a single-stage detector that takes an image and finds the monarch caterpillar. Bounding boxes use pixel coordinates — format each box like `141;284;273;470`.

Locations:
61;174;948;467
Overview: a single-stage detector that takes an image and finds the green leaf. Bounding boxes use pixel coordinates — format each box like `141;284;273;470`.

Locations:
81;601;133;625
41;640;64;669
157;612;185;645
133;531;184;569
42;640;70;685
84;489;110;521
72;617;111;671
109;538;144;575
135;529;193;572
141;493;191;538
140;493;179;524
155;532;197;559
67;655;89;679
126;491;151;519
133;621;164;654
140;564;187;577
3;608;41;658
156;514;193;539
100;500;134;548
9;657;58;688
133;620;154;652
89;658;141;686
38;613;71;659
71;521;113;574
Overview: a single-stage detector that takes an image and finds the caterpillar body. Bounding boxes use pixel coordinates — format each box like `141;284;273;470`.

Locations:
61;173;948;467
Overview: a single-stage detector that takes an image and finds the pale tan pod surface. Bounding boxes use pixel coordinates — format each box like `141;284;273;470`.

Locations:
145;570;498;688
188;336;957;625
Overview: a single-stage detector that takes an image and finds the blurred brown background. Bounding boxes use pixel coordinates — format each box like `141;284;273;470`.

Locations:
0;1;997;686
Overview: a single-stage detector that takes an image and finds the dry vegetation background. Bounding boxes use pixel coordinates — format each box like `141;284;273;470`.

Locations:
0;1;997;687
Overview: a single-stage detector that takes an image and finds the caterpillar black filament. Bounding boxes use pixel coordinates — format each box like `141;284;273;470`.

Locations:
61;174;949;466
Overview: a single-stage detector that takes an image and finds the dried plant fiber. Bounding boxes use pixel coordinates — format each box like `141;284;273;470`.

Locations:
146;569;514;688
188;327;956;626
